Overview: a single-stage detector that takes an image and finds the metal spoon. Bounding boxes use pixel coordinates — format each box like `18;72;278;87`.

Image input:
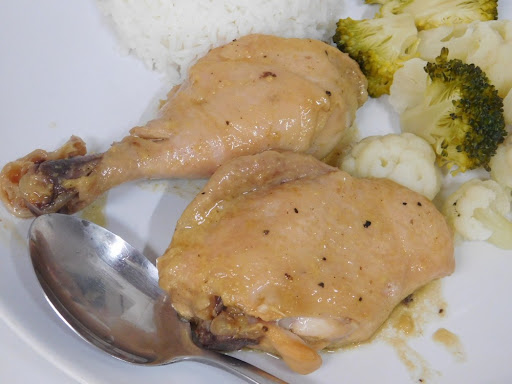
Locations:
28;213;287;384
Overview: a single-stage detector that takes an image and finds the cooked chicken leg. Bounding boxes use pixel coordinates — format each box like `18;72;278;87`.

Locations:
0;34;367;217
157;150;455;374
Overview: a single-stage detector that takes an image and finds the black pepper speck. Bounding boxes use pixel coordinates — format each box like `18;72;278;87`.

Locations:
260;71;277;79
402;294;414;305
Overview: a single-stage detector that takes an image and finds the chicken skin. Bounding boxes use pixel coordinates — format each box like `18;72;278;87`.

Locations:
157;150;455;374
0;34;367;217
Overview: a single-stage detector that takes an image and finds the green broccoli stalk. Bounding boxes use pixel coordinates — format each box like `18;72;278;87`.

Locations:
401;48;506;174
367;0;498;30
333;14;419;98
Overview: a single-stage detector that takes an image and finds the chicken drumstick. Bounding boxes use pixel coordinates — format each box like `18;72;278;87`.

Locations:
0;34;367;217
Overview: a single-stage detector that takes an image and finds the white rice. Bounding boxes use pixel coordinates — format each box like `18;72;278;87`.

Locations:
97;0;345;83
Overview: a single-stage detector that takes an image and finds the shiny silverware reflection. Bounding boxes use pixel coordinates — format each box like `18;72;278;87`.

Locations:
29;213;287;384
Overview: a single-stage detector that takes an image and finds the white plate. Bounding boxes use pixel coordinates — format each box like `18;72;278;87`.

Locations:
1;1;511;383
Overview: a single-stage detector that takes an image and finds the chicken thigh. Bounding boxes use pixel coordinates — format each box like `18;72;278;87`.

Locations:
0;34;367;217
157;150;455;374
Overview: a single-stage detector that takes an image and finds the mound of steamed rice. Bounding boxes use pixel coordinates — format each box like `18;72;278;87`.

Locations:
97;0;345;83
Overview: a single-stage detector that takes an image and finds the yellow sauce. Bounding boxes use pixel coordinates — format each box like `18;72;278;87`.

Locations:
341;280;454;383
322;123;360;167
432;328;466;362
80;193;108;227
137;179;206;199
394;312;415;335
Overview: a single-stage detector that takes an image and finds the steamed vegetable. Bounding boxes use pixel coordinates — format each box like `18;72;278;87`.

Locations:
333;14;419;97
367;0;498;30
442;179;512;249
390;48;506;174
339;132;442;199
417;20;512;124
490;135;512;189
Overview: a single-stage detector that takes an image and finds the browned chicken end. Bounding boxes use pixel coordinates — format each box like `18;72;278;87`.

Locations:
157;150;455;375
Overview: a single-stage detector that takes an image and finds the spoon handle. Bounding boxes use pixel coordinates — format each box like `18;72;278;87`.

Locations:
183;354;288;384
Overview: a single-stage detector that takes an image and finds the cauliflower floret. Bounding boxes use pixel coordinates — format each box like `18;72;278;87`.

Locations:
503;92;512;131
389;57;428;114
442;179;512;249
490;134;512;189
418;21;503;67
374;0;498;31
339;132;442;199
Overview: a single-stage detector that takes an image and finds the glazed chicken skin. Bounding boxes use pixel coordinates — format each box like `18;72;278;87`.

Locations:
157;150;455;375
0;34;367;217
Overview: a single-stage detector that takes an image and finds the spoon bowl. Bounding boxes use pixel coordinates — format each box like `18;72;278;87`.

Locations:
29;213;286;384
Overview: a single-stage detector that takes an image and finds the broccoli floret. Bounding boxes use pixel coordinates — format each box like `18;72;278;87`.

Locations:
333;14;419;97
370;0;498;30
400;48;506;174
